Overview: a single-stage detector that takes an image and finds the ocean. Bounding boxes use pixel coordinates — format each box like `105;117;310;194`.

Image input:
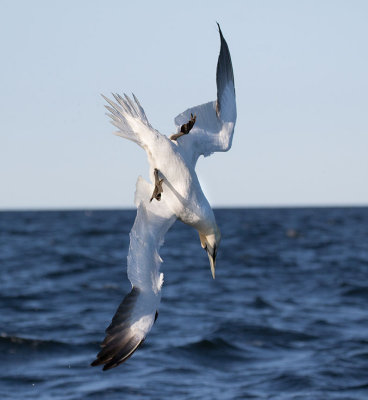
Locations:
1;208;368;399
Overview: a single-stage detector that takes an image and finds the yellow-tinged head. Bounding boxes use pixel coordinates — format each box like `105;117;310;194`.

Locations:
199;226;221;279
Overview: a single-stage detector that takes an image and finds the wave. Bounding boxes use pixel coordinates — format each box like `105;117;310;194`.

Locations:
268;372;314;391
179;337;240;352
342;286;368;298
59;252;115;266
42;253;117;278
168;336;248;364
211;321;318;345
80;228;126;237
250;295;275;309
167;320;318;365
0;333;95;352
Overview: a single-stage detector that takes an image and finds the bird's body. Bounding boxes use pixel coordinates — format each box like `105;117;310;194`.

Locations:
92;24;236;370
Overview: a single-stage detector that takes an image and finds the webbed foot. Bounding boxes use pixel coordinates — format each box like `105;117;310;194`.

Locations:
170;113;196;141
150;168;164;202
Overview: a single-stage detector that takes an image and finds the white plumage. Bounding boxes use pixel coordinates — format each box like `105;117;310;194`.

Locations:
92;24;236;370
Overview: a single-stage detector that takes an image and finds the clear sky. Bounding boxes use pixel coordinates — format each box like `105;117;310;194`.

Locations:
1;0;367;209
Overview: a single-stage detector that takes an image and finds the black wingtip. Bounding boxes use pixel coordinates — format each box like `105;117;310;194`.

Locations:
216;22;224;39
91;286;143;371
215;23;235;117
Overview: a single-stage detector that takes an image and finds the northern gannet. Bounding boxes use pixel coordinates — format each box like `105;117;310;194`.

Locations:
92;24;236;370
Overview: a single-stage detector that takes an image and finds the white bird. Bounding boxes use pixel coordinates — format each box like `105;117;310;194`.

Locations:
91;24;236;370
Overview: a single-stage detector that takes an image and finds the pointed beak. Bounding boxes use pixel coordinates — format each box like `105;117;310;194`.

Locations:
206;245;217;279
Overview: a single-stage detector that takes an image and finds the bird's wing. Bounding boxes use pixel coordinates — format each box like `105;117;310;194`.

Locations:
174;24;236;162
102;92;162;153
91;177;176;370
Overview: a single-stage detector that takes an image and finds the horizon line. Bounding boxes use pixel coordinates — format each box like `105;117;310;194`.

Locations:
1;203;367;212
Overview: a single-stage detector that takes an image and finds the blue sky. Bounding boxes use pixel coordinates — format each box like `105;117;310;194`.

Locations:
1;0;367;209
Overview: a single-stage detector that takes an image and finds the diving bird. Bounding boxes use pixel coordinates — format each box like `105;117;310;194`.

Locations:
91;24;236;370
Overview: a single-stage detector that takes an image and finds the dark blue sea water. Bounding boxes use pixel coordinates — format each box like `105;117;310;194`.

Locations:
1;208;368;399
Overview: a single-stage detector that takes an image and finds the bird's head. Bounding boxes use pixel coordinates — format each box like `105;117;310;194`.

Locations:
199;226;221;279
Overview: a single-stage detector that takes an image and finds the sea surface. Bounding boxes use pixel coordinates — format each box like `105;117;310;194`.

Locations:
1;208;368;400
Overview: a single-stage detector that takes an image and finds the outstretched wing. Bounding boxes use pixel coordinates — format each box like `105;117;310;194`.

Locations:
91;177;176;370
102;92;162;153
174;24;236;162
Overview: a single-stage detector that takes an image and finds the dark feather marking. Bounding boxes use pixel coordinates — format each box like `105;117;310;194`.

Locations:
216;23;235;117
98;329;131;357
91;286;142;370
102;339;138;369
102;337;143;371
105;286;140;333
